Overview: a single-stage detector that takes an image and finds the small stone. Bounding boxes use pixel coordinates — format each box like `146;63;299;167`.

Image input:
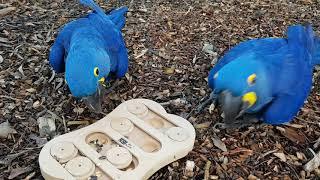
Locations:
33;101;40;109
0;121;17;138
248;174;258;180
273;152;287;162
300;170;306;179
296;152;305;160
37;115;56;137
184;160;195;177
73;107;84;114
26;88;36;93
210;175;219;180
172;161;179;167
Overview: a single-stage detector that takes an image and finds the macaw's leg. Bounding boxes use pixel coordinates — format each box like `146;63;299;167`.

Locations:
195;92;218;113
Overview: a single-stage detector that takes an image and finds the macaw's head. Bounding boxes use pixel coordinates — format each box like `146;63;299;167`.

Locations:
65;48;110;113
209;55;274;125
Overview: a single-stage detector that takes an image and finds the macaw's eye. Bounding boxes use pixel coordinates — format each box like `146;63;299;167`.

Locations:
247;73;256;85
94;67;99;77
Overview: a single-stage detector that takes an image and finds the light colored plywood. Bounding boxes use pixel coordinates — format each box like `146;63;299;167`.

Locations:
39;99;196;180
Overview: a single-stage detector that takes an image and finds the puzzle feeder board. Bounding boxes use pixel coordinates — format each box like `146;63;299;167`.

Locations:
39;99;196;180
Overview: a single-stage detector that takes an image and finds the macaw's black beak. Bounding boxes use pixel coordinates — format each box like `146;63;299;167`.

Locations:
218;90;250;125
82;83;105;113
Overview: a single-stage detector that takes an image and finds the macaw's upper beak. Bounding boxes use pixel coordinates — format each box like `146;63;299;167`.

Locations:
82;83;105;113
218;90;252;125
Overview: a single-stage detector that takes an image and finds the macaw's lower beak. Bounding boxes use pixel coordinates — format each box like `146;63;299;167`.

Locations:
82;83;105;113
218;90;251;125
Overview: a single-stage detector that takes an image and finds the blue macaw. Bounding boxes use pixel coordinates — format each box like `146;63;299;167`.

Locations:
205;24;320;128
49;0;129;112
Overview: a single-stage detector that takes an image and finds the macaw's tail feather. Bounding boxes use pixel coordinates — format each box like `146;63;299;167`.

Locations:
108;6;128;30
79;0;107;19
79;0;128;29
287;24;320;66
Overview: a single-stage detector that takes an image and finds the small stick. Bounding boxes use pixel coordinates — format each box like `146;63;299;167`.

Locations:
204;160;212;180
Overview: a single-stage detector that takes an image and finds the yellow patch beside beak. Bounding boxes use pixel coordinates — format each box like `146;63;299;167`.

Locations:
98;77;106;87
98;77;105;83
242;92;257;107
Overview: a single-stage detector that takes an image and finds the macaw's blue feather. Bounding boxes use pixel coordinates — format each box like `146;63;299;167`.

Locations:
108;7;128;30
208;24;320;125
79;0;128;30
314;37;320;65
49;1;129;98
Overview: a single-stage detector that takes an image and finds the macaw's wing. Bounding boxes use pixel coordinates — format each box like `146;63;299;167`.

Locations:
262;25;314;124
114;37;129;78
49;34;66;73
262;81;311;124
49;18;89;73
107;7;128;30
105;31;128;79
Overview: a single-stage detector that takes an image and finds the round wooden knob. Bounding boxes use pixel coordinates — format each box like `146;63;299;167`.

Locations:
106;147;132;169
110;118;134;136
127;102;148;117
65;156;95;179
50;141;78;163
166;127;189;142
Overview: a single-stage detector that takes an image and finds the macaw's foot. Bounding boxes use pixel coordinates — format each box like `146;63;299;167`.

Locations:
195;92;218;114
213;122;226;129
221;113;260;129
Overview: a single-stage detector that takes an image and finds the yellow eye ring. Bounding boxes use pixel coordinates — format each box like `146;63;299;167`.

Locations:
93;67;99;77
247;73;256;85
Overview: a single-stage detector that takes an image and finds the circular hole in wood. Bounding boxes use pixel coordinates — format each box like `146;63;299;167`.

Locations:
149;117;165;129
141;141;160;153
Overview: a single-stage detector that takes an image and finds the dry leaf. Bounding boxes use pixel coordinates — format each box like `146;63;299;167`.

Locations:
296;152;306;160
273;152;287;162
0;7;16;17
164;67;175;74
209;103;216;114
237;149;254;162
212;135;227;152
222;148;253;156
194;122;211;129
248;174;258;180
134;49;148;59
279;127;306;144
284;123;304;129
0;121;17;138
8;166;33;179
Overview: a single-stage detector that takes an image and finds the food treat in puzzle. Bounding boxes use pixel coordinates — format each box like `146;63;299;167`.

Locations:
39;99;196;180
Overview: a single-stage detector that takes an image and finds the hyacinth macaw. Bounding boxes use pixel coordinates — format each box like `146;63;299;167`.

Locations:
205;24;320;128
49;0;129;112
